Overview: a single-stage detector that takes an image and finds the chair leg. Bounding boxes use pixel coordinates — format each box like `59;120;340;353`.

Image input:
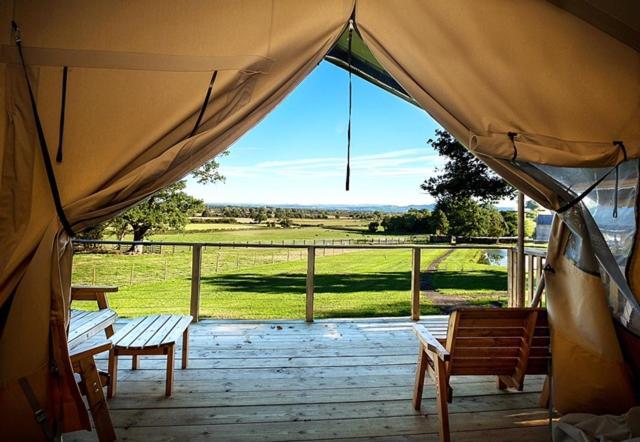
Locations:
107;349;118;399
182;327;189;370
434;357;451;442
413;344;428;411
166;343;175;397
77;357;116;442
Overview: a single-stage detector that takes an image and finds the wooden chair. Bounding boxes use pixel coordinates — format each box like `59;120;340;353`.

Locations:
68;286;119;442
413;308;550;442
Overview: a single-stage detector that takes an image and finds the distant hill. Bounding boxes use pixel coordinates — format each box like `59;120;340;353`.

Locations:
205;202;436;214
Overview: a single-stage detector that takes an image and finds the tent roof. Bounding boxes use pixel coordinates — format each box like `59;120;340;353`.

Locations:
325;27;417;106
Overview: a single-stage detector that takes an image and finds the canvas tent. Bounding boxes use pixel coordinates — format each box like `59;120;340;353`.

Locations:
0;0;639;438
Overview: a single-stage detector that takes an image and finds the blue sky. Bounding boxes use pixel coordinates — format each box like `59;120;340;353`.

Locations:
185;61;447;206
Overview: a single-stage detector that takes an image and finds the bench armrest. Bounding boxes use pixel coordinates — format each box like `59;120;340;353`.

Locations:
71;285;118;310
414;324;450;362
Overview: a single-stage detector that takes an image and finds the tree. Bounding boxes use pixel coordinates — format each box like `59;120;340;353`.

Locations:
435;197;506;238
500;211;518;236
421;129;516;203
431;209;449;235
111;181;204;251
253;208;268;224
190;151;228;184
526;200;541;211
368;221;379;233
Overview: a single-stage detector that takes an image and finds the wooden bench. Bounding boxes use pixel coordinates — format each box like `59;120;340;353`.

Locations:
68;285;119;442
413;308;550;442
109;314;193;397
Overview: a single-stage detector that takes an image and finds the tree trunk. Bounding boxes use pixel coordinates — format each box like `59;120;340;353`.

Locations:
129;227;147;254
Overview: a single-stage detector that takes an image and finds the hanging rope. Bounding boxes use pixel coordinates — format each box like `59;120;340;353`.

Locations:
12;21;75;237
56;66;68;163
345;21;353;191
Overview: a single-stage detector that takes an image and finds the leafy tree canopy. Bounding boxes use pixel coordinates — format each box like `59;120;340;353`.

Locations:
421;129;515;203
112;181;204;245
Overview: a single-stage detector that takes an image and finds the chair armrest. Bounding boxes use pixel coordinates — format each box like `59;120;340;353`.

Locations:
413;324;450;361
71;285;118;309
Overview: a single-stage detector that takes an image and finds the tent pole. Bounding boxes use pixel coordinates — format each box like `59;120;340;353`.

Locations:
517;192;526;307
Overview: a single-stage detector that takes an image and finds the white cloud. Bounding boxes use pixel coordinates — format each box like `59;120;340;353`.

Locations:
223;148;443;179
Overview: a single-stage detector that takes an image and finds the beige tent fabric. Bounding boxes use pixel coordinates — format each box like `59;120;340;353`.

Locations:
1;0;640;437
356;0;639;414
0;0;353;437
356;0;640;167
544;218;636;414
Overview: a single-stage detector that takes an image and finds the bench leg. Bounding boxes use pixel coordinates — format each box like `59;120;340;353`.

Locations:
182;327;189;370
132;355;138;370
77;356;116;442
539;375;551;408
166;343;175;397
434;356;451;442
413;344;428;411
107;349;118;399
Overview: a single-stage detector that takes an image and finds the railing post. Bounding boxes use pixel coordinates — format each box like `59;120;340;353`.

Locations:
306;246;315;323
411;247;421;321
516;192;526;307
528;253;535;304
190;244;202;322
507;249;513;307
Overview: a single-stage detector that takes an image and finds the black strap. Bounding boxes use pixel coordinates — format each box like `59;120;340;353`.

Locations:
18;377;55;439
613;165;619;218
189;70;218;138
56;66;68;163
556;165;618;214
614;140;627;162
345;22;353;191
508;132;518;162
12;21;75;237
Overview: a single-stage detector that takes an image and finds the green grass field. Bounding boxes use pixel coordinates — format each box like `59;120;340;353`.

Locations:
431;249;508;295
73;225;508;319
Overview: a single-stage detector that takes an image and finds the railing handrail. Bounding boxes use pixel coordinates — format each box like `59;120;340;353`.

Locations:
72;239;548;322
523;247;547;257
72;238;521;250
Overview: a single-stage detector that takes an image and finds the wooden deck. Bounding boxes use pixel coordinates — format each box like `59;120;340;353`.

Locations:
68;316;550;441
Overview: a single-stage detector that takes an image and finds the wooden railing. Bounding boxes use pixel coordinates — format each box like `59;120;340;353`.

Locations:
73;239;544;322
506;247;547;308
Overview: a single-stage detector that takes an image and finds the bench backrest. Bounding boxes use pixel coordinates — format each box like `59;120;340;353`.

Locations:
446;308;549;380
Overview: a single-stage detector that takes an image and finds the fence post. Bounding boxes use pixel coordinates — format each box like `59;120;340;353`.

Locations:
306;246;315;323
190;244;203;322
411;247;421;321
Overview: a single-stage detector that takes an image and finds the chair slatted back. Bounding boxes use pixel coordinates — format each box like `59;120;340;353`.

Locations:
447;308;549;384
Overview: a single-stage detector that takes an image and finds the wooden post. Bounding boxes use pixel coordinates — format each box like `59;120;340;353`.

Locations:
411;247;421;321
528;253;535;303
507;249;513;307
516;192;526;307
306;246;315;323
190;244;202;322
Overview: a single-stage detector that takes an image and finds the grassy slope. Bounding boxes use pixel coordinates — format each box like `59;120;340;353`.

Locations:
430;249;507;295
73;247;448;319
73;227;508;319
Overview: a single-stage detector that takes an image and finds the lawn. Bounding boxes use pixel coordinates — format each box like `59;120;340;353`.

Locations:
430;249;508;295
73;228;509;319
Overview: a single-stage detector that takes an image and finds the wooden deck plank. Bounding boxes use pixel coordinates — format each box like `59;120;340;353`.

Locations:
66;317;549;442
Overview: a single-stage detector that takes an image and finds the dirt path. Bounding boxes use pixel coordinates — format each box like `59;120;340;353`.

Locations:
420;249;502;313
